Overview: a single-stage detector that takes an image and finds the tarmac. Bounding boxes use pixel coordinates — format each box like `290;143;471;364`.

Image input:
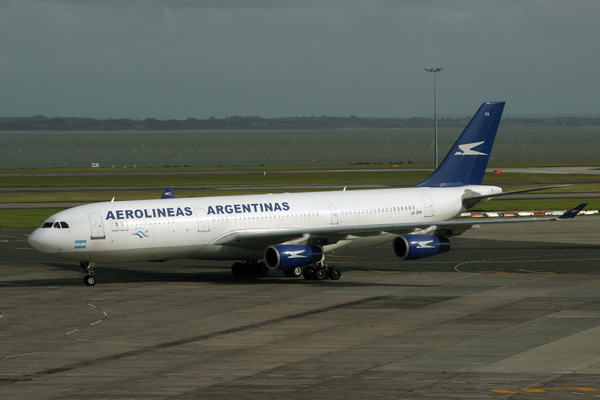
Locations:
1;217;599;399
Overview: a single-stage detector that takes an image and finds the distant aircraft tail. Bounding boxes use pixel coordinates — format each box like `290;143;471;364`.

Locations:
558;203;587;219
415;101;505;188
161;187;175;199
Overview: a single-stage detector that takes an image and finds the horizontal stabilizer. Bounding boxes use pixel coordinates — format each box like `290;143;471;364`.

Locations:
462;185;570;209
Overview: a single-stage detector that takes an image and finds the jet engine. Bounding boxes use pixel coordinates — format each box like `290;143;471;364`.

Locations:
264;244;323;270
393;234;450;260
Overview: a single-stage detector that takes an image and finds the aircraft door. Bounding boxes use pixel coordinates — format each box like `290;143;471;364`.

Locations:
88;213;106;239
328;205;339;225
420;195;434;217
195;208;210;232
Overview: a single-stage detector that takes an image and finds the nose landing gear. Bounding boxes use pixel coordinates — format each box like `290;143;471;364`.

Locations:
80;261;96;286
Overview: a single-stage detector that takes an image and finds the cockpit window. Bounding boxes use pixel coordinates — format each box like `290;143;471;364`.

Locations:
43;221;69;229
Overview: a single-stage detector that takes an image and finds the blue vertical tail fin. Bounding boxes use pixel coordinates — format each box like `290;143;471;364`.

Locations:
415;101;505;188
161;187;175;199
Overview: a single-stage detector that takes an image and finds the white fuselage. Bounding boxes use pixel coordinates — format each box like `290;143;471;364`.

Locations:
28;185;501;263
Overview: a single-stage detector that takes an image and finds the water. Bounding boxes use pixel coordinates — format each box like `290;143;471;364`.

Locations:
2;128;599;169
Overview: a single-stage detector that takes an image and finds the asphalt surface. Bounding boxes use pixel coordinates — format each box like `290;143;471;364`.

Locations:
1;217;599;399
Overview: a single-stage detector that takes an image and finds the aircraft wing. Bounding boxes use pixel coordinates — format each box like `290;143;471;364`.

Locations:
213;203;587;250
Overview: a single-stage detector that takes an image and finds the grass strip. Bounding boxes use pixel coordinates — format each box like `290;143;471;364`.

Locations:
1;171;599;189
0;209;64;228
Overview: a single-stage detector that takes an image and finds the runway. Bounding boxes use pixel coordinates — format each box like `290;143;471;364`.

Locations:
1;217;599;399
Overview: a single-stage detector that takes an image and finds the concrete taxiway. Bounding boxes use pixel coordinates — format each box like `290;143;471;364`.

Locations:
1;217;599;399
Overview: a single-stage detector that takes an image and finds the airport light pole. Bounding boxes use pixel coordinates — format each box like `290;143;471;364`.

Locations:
424;67;443;169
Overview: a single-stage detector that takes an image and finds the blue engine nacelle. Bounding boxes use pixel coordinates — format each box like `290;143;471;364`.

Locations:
393;234;450;260
264;245;323;270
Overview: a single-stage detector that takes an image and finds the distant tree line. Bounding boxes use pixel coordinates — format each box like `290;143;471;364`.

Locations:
0;115;599;131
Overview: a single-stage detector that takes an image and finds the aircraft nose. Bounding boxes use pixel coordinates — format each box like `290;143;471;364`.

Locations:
28;228;51;253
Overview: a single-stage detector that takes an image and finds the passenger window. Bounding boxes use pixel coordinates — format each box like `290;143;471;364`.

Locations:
60;222;69;229
42;222;53;228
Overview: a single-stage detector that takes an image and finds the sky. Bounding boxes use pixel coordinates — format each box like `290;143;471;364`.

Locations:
0;0;598;119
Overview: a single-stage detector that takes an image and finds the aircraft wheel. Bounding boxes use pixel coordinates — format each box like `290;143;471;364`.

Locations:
313;266;326;280
303;266;315;280
84;275;96;286
256;262;269;276
232;262;244;276
328;266;342;280
284;266;302;278
243;263;256;276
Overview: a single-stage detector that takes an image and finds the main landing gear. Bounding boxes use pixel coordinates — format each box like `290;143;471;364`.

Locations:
231;261;270;277
302;263;342;281
230;260;342;280
80;261;96;286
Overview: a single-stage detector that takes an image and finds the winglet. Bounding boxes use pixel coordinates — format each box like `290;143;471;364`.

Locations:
161;187;175;199
558;203;587;219
415;101;505;188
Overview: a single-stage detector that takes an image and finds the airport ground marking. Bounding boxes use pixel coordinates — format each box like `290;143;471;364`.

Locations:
0;351;48;362
491;387;598;394
63;299;108;340
0;311;50;361
517;269;555;274
0;311;4;360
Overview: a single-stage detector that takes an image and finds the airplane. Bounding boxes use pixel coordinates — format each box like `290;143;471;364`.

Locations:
28;102;586;286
